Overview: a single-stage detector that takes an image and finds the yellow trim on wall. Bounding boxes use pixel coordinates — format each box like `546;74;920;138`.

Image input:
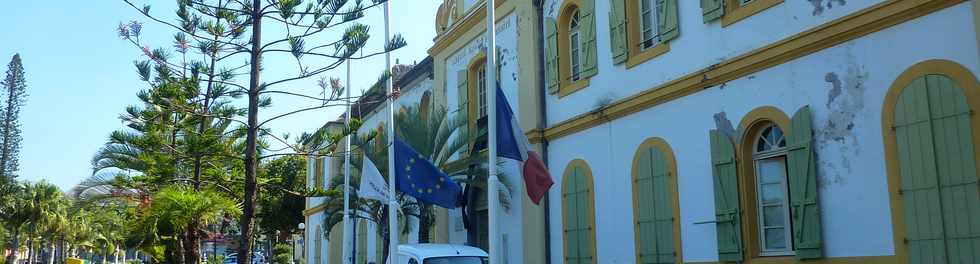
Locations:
624;0;672;69
686;255;900;264
526;128;546;144
735;106;791;262
722;0;783;27
542;0;964;142
556;0;592;98
630;138;683;264
304;202;327;217
429;0;508;56
561;159;598;264
880;59;980;264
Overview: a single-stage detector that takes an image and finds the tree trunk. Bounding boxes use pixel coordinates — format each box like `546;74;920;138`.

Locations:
418;204;432;243
184;228;201;264
238;2;262;264
27;231;35;264
6;229;21;264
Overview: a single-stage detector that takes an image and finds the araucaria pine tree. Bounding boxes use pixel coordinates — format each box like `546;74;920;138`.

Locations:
0;54;27;183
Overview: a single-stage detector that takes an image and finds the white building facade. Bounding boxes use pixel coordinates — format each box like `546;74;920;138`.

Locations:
539;0;980;263
305;0;980;263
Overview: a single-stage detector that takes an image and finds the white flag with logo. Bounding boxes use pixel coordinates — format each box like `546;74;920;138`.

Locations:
358;156;390;203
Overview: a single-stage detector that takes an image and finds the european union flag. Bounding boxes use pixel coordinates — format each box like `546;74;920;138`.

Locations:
394;137;463;209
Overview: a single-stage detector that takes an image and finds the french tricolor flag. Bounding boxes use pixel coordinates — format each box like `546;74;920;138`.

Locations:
495;83;554;204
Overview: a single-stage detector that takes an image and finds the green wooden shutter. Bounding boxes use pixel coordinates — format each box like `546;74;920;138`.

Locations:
787;106;823;260
375;229;384;264
315;157;325;189
356;220;368;264
608;0;628;64
545;18;560;94
580;0;598;78
565;165;595;264
563;169;580;264
700;0;724;23
895;75;980;264
709;130;743;262
635;147;677;263
456;69;469;126
896;77;950;264
925;75;980;264
657;0;679;43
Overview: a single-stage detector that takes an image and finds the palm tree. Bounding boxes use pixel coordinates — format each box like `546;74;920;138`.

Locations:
135;186;242;264
393;105;481;243
2;182;31;264
1;181;65;264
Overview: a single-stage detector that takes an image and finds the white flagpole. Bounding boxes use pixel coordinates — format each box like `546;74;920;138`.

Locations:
485;0;500;263
383;1;398;264
341;58;352;264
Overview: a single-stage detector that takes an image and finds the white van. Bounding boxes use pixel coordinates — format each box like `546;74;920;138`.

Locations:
394;244;488;264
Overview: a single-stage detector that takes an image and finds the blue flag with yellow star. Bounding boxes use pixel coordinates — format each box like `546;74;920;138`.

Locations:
394;137;463;209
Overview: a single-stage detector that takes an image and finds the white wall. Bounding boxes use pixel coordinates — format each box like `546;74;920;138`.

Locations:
546;3;979;263
306;212;330;264
541;0;890;126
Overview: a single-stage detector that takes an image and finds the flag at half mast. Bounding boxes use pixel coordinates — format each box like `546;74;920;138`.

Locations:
495;83;554;204
393;137;463;209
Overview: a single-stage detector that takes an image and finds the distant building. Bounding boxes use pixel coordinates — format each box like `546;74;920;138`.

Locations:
303;58;434;264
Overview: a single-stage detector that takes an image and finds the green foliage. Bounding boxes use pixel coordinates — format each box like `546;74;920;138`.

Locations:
0;53;27;181
272;243;292;264
257;155;306;235
207;254;225;264
145;186;242;233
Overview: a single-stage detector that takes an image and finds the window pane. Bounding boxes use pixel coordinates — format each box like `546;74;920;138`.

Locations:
639;0;658;49
764;228;787;250
762;205;784;226
477;65;487;118
757;157;786;184
570;32;580;81
760;183;782;204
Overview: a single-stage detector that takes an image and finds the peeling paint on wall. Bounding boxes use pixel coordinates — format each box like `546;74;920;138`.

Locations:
816;49;868;188
713;111;736;140
808;0;847;16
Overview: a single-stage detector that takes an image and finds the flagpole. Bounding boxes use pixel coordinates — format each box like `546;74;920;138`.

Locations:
485;0;500;263
342;58;352;264
383;1;398;264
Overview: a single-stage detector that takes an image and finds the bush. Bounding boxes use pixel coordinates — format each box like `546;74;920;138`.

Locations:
207;255;225;264
272;243;292;264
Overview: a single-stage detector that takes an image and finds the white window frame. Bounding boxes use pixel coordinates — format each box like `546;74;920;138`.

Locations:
639;0;659;50
752;124;795;256
569;10;582;82
476;64;487;118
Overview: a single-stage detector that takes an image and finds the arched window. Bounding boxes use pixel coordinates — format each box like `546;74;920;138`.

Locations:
419;90;432;120
562;159;597;264
883;60;980;264
631;138;682;263
356;219;368;264
314;225;322;264
750;123;792;255
548;0;596;97
709;106;824;261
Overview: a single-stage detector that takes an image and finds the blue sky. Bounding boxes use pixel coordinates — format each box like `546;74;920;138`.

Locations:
0;0;440;191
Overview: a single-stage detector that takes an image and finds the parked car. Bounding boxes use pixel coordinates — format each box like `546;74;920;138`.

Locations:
223;253;265;264
395;244;488;264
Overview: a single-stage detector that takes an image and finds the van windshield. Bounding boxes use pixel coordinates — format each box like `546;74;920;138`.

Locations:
422;256;488;264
